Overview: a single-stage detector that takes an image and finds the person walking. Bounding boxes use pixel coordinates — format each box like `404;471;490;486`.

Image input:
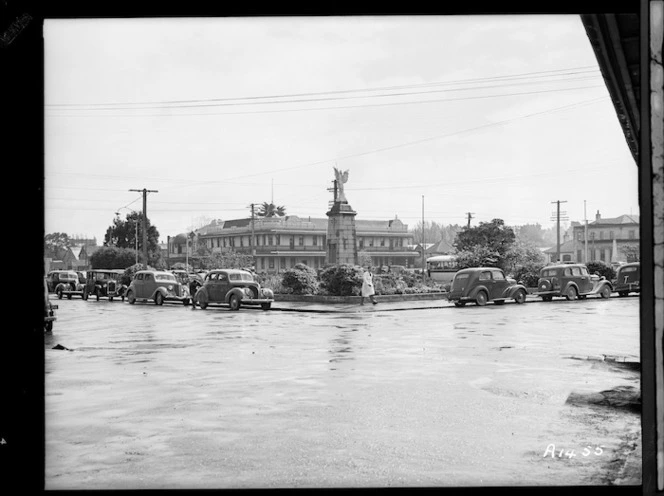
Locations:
361;266;378;305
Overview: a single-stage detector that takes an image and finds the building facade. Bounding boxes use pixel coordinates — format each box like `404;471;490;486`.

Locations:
571;211;639;264
172;215;417;273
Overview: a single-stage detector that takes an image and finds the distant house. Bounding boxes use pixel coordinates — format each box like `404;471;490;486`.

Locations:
428;238;455;256
572;211;639;264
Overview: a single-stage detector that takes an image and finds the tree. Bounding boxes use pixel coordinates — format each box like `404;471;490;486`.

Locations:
505;240;546;287
256;202;286;218
89;246;138;269
103;211;161;266
454;219;516;270
514;223;547;247
44;232;72;256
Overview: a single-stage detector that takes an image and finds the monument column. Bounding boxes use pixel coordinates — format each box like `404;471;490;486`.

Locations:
326;168;358;265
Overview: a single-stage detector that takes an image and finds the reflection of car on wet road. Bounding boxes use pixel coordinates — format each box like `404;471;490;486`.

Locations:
612;262;640;297
194;268;274;310
447;267;527;307
84;269;127;301
125;270;191;306
54;271;86;300
533;263;613;301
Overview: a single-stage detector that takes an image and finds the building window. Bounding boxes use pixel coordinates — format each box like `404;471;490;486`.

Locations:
577;250;582;262
268;258;274;269
240;237;244;247
600;249;606;261
359;238;364;249
299;236;304;246
290;236;295;249
599;231;604;240
369;238;374;247
629;230;635;239
280;257;286;269
609;231;614;239
260;257;265;269
313;236;318;246
256;236;260;246
268;235;273;246
223;238;227;247
276;235;280;245
380;238;385;247
577;232;583;241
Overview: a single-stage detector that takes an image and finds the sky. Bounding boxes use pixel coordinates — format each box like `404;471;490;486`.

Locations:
43;15;640;245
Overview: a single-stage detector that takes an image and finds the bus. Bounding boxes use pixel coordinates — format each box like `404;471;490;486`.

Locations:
426;255;459;285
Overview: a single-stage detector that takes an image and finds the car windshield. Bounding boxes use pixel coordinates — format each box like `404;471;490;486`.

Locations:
155;274;177;282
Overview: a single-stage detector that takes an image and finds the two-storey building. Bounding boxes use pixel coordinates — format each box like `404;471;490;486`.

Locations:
168;215;417;273
572;211;639;263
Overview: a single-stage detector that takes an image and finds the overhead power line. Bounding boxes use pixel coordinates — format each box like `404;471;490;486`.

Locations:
47;65;600;109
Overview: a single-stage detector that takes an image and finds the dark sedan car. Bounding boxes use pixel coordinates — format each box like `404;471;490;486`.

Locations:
533;263;613;301
447;267;528;307
612;262;640;297
194;269;274;310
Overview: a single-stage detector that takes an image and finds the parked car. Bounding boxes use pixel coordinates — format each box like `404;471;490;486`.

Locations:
194;268;274;310
44;277;57;332
171;269;205;293
612;262;640;297
533;263;613;301
53;270;86;300
84;269;127;301
446;267;528;307
125;270;191;306
46;270;78;293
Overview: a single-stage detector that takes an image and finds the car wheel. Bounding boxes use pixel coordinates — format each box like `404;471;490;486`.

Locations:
229;294;241;311
155;292;164;306
565;286;578;301
261;302;271;310
67;293;72;300
109;296;114;302
454;301;466;307
56;288;63;299
127;290;136;305
475;291;487;306
514;289;526;304
183;298;191;306
542;295;553;302
95;288;100;301
600;286;611;299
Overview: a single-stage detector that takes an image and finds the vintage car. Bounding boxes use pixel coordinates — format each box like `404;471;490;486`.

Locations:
171;270;205;293
83;269;127;301
194;268;274;310
612;262;640;297
46;270;78;293
533;263;613;301
125;270;191;306
44;277;58;332
53;270;86;300
446;267;528;307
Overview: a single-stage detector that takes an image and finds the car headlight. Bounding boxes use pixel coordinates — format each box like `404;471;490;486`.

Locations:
168;284;173;291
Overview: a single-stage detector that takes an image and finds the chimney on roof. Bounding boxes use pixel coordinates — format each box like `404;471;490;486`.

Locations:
595;210;601;221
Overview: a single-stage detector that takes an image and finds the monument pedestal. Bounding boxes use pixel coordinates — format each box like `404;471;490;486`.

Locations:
326;201;358;265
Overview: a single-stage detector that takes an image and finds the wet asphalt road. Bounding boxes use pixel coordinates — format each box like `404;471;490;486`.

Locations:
44;295;641;489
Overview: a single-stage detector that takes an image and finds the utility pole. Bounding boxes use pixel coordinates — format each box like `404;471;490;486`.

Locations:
550;200;569;263
584;200;588;263
422;195;426;277
129;188;158;267
466;212;475;228
250;203;256;257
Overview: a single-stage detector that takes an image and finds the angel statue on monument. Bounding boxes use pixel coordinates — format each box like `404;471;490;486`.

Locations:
334;167;349;203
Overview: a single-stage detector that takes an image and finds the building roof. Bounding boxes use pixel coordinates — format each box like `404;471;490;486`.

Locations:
429;238;455;254
543;239;576;254
591;214;640;226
